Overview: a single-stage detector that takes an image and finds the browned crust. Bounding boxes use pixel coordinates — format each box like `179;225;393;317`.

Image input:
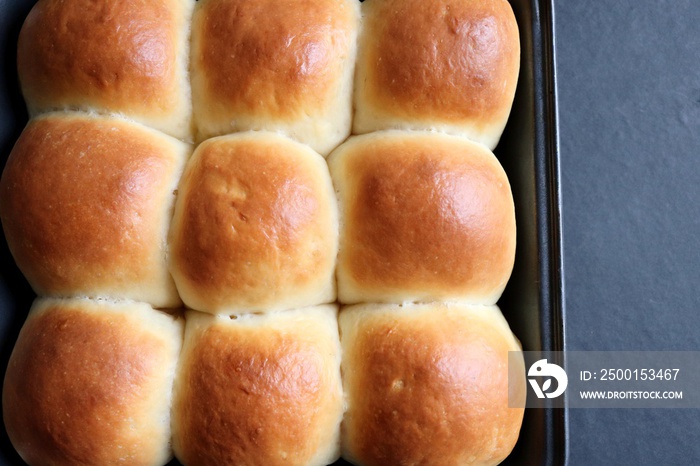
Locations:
17;0;185;125
330;132;515;303
173;309;342;466
356;0;519;132
170;133;337;312
0;113;186;306
2;298;181;466
192;0;356;120
340;303;525;466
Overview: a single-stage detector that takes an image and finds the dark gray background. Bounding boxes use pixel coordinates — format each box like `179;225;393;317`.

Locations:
556;0;700;464
2;0;700;464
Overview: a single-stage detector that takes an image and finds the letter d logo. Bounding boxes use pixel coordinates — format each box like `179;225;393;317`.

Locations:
528;359;568;399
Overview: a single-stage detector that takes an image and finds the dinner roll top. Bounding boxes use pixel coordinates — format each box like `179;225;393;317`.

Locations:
169;131;338;315
0;113;189;308
17;0;194;140
353;0;520;150
172;305;343;466
190;0;360;155
339;302;526;466
328;131;516;305
4;0;528;464
2;297;183;466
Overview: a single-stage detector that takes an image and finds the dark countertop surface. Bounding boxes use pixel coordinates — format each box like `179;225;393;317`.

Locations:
556;0;700;463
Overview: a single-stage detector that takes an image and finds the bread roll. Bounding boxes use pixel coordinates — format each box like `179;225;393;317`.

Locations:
339;302;526;466
2;297;183;466
353;0;520;150
190;0;360;155
328;131;516;305
172;305;343;466
0;113;189;308
169;131;338;314
17;0;194;140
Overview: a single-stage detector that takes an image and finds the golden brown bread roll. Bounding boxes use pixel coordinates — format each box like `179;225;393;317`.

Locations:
17;0;194;140
169;131;338;314
172;305;343;466
0;112;189;308
328;130;516;305
353;0;520;150
2;297;183;466
339;302;526;466
3;0;527;464
190;0;360;154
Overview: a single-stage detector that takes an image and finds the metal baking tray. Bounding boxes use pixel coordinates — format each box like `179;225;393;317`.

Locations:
497;1;567;464
0;0;565;464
